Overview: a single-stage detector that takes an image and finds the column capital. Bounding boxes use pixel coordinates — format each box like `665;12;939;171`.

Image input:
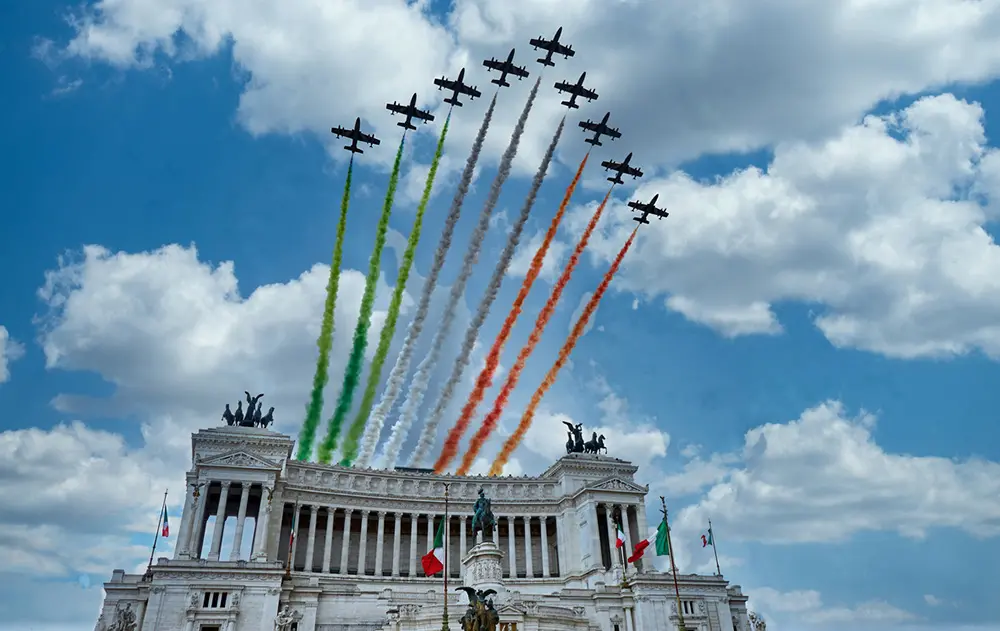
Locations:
394;513;402;522
459;514;467;521
220;480;232;489
309;505;319;514
360;509;371;517
377;510;387;519
344;507;354;515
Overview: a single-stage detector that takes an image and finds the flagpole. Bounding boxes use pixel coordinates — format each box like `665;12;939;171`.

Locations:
709;519;722;577
441;482;451;631
145;489;168;579
660;496;686;631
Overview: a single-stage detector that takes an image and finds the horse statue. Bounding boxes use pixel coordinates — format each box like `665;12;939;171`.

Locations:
471;487;496;538
562;420;585;453
584;433;607;454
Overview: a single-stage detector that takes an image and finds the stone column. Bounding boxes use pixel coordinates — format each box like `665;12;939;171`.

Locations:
358;510;371;575
289;503;302;569
426;514;434;559
459;516;468;578
540;516;550;577
175;481;196;559
603;504;620;568
228;483;252;561
409;514;419;577
250;486;271;561
305;505;319;572
636;503;650;573
374;511;387;577
492;519;500;546
619;504;634;568
208;481;231;561
322;508;335;573
523;516;534;578
507;516;517;578
392;513;402;577
339;509;353;574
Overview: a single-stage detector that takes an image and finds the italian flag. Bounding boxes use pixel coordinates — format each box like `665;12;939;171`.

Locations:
615;522;626;548
421;517;445;576
627;518;669;564
161;506;170;538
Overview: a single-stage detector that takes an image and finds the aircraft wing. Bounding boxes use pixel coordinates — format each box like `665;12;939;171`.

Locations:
330;126;351;138
509;64;530;78
434;77;458;91
578;86;598;100
386;102;406;114
357;132;380;146
551;42;574;57
483;58;504;72
605;126;622;139
459;83;482;97
411;108;435;122
623;164;643;177
601;158;623;170
627;200;647;211
553;79;575;93
579;119;600;132
529;36;549;49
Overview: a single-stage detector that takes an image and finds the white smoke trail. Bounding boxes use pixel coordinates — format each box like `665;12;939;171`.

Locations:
354;95;498;469
400;78;543;468
422;116;566;468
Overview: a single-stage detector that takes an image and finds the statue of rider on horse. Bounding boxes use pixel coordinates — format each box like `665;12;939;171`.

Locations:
471;487;496;539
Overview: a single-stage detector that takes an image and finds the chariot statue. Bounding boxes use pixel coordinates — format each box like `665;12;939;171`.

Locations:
456;587;500;631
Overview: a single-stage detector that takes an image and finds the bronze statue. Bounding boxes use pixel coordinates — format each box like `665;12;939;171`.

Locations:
221;392;275;428
584;433;607;454
471;487;496;538
561;421;587;454
456;587;499;631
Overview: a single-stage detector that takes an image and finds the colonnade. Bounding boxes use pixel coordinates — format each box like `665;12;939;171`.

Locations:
174;480;271;562
279;506;564;579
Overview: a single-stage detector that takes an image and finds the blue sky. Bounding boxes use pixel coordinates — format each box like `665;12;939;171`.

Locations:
2;1;1000;630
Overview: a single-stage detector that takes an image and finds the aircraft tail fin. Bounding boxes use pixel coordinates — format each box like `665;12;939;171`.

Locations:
560;99;579;109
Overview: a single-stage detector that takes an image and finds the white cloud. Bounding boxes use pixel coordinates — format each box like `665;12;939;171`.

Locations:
50;0;1000;181
0;325;25;384
924;594;943;607
750;587;918;628
506;230;568;283
675;401;1000;544
573;93;1000;358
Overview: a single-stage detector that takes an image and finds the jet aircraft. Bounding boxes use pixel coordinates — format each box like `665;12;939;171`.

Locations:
483;49;530;87
386;93;435;130
628;194;668;224
530;26;575;67
434;68;482;107
554;72;599;109
331;117;381;154
579;112;621;146
601;152;643;185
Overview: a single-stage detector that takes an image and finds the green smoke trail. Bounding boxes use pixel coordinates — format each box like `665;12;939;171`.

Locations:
339;114;451;467
317;136;406;464
297;157;354;461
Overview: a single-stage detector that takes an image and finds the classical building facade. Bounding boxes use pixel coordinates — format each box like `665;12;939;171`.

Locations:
95;425;752;631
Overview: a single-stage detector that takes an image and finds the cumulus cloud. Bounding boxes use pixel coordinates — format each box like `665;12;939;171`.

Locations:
506;230;568;282
574;93;1000;358
48;0;1000;179
674;401;1000;544
750;587;918;629
0;326;25;384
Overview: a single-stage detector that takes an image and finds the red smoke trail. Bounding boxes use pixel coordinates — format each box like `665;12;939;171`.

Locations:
488;227;639;475
455;184;616;475
434;152;590;473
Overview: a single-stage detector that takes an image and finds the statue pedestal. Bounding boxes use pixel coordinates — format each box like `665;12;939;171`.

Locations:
461;540;506;601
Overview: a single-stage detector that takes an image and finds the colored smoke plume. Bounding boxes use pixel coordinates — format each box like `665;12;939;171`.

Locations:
436;150;589;472
405;77;542;468
317;136;405;464
339;115;451;466
456;184;613;475
297;157;354;461
489;227;639;476
361;94;497;469
426;117;567;474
